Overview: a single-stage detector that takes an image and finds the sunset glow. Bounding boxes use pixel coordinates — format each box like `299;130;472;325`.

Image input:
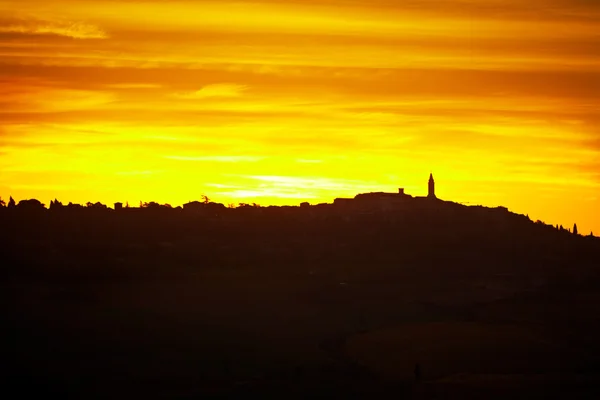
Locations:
1;0;599;232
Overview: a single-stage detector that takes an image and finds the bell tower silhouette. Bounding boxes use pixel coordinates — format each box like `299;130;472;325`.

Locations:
428;173;436;199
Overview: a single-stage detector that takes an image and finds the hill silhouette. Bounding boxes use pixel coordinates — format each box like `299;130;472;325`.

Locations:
1;184;600;398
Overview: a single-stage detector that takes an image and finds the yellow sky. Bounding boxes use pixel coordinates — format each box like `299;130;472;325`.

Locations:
1;0;599;232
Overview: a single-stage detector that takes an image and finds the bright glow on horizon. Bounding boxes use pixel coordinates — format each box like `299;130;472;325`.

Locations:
1;0;599;233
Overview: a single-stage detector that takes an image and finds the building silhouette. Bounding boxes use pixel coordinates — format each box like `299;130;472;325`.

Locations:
333;172;439;211
428;173;436;199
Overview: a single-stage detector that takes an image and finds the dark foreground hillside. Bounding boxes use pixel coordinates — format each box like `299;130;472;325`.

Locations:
1;200;600;398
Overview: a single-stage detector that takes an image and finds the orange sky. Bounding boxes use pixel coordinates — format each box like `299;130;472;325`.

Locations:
1;0;599;232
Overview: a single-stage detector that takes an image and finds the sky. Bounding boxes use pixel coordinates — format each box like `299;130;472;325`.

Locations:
1;0;599;232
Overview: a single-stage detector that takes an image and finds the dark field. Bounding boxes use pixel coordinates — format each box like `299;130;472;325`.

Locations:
2;202;600;398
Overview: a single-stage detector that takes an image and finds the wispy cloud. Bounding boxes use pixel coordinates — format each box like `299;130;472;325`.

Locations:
243;175;378;191
164;155;263;162
105;83;162;89
0;17;108;39
172;84;248;99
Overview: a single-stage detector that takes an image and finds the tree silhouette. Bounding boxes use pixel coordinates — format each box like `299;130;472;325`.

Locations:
573;223;578;235
67;202;83;209
86;202;107;209
414;363;422;382
0;197;5;207
201;195;211;204
8;196;16;208
49;199;63;210
142;201;172;209
17;199;45;210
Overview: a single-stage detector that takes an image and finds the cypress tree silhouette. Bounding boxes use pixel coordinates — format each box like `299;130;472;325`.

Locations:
8;196;16;208
573;223;578;235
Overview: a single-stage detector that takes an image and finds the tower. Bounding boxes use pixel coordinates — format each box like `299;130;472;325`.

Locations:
428;173;436;199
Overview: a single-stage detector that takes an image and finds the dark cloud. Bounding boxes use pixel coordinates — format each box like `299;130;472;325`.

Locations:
2;62;600;100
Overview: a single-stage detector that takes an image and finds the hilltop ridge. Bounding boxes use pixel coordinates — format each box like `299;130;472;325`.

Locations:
2;182;600;399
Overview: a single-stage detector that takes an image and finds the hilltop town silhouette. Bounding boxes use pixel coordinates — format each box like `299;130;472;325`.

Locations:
0;174;590;236
1;174;599;398
0;173;590;239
